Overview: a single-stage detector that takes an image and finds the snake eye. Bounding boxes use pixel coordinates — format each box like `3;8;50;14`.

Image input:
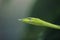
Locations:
27;17;32;20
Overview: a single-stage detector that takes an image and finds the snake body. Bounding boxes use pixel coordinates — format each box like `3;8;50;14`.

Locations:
18;17;60;30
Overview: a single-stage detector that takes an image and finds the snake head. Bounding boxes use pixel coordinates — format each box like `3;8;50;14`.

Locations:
18;17;42;25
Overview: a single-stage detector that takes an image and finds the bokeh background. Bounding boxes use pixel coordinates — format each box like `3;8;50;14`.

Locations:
0;0;60;40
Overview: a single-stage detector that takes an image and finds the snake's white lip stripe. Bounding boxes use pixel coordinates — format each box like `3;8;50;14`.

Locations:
18;19;22;21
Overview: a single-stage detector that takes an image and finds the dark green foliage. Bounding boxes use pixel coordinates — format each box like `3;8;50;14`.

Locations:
27;0;60;40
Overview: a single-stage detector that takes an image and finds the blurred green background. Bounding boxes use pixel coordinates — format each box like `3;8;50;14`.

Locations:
0;0;60;40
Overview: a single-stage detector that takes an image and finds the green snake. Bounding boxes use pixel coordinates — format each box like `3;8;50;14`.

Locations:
18;17;60;30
